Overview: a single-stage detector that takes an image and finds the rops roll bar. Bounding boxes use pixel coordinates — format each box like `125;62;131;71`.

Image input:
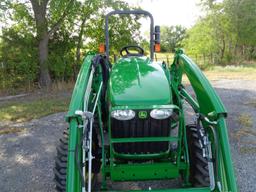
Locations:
105;10;155;60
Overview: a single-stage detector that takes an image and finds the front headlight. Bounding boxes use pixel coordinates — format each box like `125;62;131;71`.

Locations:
111;110;135;120
150;109;173;120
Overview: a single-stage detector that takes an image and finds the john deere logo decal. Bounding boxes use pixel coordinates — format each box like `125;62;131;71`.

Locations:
138;111;147;119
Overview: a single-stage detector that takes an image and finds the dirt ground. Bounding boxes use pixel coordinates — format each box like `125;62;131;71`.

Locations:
0;79;255;192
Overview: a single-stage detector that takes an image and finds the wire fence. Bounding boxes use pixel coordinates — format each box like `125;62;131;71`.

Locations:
154;53;218;68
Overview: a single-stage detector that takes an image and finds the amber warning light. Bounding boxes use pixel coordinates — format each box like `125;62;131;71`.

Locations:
154;43;161;52
99;43;105;53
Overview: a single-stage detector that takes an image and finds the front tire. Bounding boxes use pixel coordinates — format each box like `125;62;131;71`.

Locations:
54;128;69;191
186;124;210;187
54;127;100;191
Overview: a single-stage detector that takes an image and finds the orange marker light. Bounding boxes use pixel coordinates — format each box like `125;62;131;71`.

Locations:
99;43;105;53
154;43;161;52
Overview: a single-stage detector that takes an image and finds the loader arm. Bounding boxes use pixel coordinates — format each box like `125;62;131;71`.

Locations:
65;52;97;192
171;49;237;192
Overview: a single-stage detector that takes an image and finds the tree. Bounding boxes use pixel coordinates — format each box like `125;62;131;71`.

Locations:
182;17;218;56
161;25;186;52
0;2;38;91
73;0;100;75
225;0;256;59
0;0;141;91
80;0;141;59
30;0;76;87
72;0;141;73
183;0;256;65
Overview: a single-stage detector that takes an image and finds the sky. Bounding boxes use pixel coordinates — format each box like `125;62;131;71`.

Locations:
0;0;204;36
124;0;203;29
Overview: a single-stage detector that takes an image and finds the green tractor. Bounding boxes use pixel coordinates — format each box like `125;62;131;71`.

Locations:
54;10;237;192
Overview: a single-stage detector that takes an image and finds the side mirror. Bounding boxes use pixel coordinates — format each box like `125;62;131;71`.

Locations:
154;25;160;44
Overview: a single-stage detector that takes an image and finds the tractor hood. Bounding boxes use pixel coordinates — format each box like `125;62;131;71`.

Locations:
108;56;172;106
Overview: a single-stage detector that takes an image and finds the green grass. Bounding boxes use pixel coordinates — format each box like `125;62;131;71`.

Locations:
0;97;69;122
0;127;26;135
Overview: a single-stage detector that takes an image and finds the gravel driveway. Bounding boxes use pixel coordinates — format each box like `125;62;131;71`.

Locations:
0;79;255;192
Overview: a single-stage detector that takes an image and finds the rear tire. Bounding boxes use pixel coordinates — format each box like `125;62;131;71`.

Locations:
186;124;210;187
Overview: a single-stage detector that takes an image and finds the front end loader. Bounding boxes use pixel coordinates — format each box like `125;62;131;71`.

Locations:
54;10;238;192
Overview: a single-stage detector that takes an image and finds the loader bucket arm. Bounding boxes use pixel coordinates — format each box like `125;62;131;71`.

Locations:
171;49;237;192
65;52;96;192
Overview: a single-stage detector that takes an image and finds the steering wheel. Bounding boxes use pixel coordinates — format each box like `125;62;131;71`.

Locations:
120;45;144;57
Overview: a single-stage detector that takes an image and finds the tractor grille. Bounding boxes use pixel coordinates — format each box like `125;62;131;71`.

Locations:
111;110;171;155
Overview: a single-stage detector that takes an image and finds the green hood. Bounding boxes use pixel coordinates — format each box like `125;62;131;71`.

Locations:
108;56;172;106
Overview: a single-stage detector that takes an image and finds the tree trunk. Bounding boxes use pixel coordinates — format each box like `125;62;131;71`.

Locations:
38;31;51;87
249;46;255;60
220;38;226;62
30;0;52;87
30;0;76;87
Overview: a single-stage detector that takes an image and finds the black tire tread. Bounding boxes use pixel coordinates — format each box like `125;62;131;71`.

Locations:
54;129;69;192
187;124;210;187
54;125;100;192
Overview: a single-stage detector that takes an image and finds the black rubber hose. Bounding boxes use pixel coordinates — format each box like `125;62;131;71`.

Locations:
92;55;110;124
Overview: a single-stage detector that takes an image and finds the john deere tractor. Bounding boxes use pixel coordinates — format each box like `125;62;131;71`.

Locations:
54;10;237;192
